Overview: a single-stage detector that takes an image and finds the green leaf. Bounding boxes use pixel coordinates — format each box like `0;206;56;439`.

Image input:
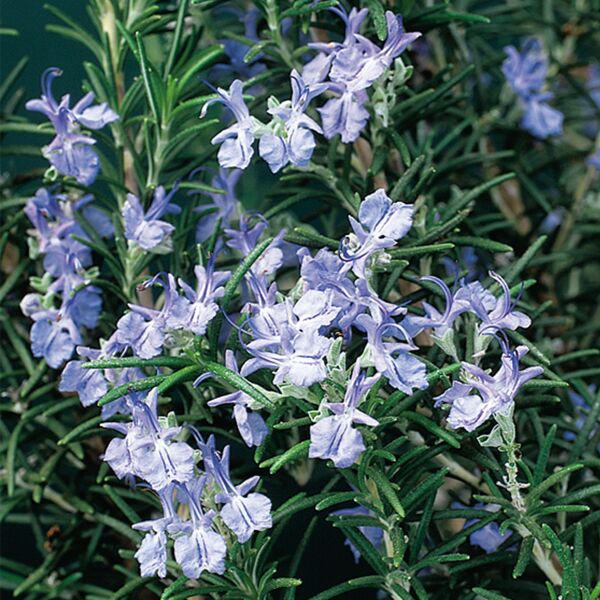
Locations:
512;536;534;578
305;576;385;600
201;359;275;410
364;0;387;40
471;588;511;600
58;415;105;445
207;235;275;351
260;440;310;474
135;31;162;123
367;467;405;518
84;356;193;370
526;463;585;507
389;242;455;258
533;424;557;486
97;374;167;407
503;235;548;285
6;418;25;497
447;235;513;253
400;411;461;448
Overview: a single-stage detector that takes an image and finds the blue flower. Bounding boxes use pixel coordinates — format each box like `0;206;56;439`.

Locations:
215;7;266;82
468;272;531;334
173;479;227;577
201;79;256;169
123;186;181;253
207;350;268;447
501;40;563;139
259;70;328;172
404;276;471;338
225;215;284;278
134;529;168;578
502;38;548;99
521;92;564;139
452;502;512;553
308;9;420;142
309;361;380;468
102;390;195;490
434;346;543;431
355;305;427;394
115;274;188;358
243;326;333;387
59;347;108;407
176;261;230;336
298;247;363;332
201;436;272;542
586;147;600;170
26;68;118;184
340;189;413;277
29;311;80;369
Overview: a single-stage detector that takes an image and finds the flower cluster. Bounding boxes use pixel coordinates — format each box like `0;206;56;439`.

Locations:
20;188;112;368
406;273;543;431
102;393;271;578
26;68;118;185
502;38;563;139
202;7;420;172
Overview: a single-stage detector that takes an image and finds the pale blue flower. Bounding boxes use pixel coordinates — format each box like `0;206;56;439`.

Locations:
355;305;427;394
587;148;600;170
26;68;118;184
309;361;380;468
207;350;268;447
340;189;413;276
521;92;564;139
102;390;195;490
201;436;272;542
123;187;181;253
434;346;543;431
173;479;227;577
502;38;548;99
195;168;243;243
176;262;230;336
259;70;327;172
333;505;384;562
201;79;256;169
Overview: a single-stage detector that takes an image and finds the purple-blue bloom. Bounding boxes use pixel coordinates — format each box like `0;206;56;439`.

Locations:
176;262;230;336
123;186;181;253
340;189;413;276
173;479;227;577
309;361;380;468
259;70;328;172
333;505;384;563
308;9;420;142
434;346;543;431
452;502;512;553
26;68;118;184
587;147;600;170
102;389;195;490
207;350;268;447
502;38;548;99
355;305;427;394
563;385;600;453
201;79;256;169
521;92;564;139
468;272;531;334
501;39;563;139
115;274;187;358
201;436;272;542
